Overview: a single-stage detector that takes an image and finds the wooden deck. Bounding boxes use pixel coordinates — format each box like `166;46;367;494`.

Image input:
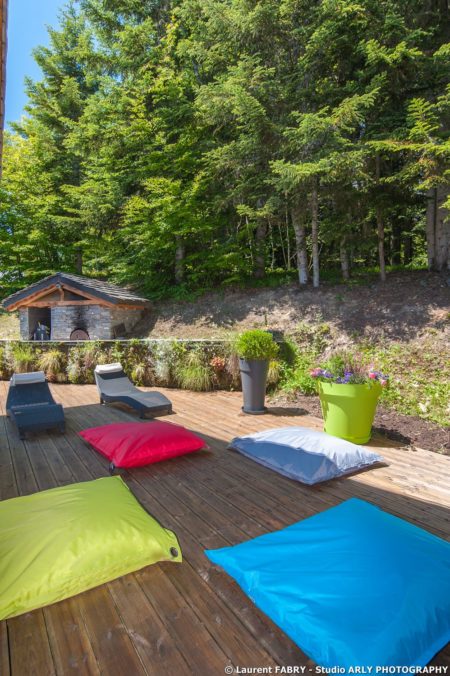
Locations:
0;383;449;675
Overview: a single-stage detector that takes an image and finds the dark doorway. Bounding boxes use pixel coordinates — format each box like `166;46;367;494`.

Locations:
29;307;51;340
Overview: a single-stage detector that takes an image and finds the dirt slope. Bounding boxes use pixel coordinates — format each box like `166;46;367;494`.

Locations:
135;270;449;342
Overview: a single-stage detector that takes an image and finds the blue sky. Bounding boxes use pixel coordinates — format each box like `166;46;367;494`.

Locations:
5;0;64;125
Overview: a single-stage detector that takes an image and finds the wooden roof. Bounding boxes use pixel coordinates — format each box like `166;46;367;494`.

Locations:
2;272;150;310
0;0;7;174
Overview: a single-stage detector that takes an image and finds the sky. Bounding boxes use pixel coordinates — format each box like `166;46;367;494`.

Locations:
5;0;64;126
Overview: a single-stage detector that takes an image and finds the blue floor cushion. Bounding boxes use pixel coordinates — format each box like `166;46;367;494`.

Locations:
229;427;382;484
205;498;450;670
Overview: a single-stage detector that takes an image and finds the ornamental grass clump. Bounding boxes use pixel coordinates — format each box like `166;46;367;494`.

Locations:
9;344;37;374
310;353;389;387
38;348;67;382
175;349;214;391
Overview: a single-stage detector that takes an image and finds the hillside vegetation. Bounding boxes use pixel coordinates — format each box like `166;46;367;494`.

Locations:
1;271;448;430
140;270;450;429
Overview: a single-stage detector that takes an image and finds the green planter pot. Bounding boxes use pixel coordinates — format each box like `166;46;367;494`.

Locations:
318;381;382;444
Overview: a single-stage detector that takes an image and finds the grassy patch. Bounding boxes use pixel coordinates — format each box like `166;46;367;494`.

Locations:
360;336;449;427
279;324;449;428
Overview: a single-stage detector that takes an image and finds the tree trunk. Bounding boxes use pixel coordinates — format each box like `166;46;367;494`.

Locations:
403;234;413;265
291;203;308;285
311;179;319;288
361;221;373;266
254;219;267;279
75;247;83;274
426;186;450;271
175;237;185;284
391;220;402;265
375;155;386;282
340;237;350;280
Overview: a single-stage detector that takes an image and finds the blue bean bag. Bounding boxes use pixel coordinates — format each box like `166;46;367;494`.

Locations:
205;498;450;671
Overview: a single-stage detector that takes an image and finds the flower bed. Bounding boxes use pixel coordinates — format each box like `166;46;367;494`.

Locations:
0;339;282;391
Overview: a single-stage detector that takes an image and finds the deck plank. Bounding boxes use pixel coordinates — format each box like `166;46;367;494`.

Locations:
0;383;449;673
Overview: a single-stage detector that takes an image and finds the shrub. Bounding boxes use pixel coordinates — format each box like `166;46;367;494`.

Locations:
0;346;8;379
234;330;279;361
66;347;85;384
131;362;149;386
280;350;318;396
9;344;37;373
151;340;186;387
38;349;67;382
174;349;214;391
267;359;281;388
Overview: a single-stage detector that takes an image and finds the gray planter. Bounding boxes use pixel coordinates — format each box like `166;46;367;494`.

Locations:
239;358;269;414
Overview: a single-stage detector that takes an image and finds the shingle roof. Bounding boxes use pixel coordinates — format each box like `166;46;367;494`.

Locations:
2;272;150;309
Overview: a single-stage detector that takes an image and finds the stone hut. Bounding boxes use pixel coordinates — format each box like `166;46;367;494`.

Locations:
2;272;150;340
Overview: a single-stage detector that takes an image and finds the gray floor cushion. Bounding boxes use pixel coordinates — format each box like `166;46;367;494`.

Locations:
229;426;383;484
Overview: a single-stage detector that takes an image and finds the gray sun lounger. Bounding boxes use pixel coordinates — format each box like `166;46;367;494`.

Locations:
94;363;172;418
6;371;65;439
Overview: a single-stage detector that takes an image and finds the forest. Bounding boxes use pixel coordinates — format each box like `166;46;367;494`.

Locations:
0;0;449;298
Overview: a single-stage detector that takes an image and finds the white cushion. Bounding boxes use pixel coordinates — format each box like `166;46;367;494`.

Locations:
10;371;46;386
94;363;123;374
230;426;383;485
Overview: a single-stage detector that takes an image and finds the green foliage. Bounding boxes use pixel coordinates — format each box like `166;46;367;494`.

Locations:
152;340;186;387
174;349;214;392
0;333;445;425
38;349;67;382
0;347;8;379
360;338;450;427
281;330;449;427
1;0;449;296
9;344;37;374
267;359;281;388
280;350;318;396
234;330;279;361
313;351;378;385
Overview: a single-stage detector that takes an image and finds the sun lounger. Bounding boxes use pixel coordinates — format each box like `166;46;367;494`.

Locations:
6;372;65;439
94;363;172;418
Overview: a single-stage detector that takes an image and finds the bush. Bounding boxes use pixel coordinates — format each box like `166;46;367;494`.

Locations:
234;330;279;361
280;350;318;396
267;359;281;388
0;346;8;379
174;349;214;391
66;347;85;384
38;348;67;382
152;340;186;387
9;344;37;373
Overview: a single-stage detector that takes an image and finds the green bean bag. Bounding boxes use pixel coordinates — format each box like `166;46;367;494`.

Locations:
0;476;181;620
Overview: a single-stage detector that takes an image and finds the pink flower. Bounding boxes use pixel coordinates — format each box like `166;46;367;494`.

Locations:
368;372;377;379
379;378;388;387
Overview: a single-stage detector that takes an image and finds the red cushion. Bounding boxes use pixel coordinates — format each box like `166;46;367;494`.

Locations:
79;421;206;468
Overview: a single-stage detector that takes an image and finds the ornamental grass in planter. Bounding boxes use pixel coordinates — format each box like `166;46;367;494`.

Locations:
235;330;279;414
311;353;389;444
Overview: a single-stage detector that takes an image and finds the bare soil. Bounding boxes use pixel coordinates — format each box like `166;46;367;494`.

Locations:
135;269;449;342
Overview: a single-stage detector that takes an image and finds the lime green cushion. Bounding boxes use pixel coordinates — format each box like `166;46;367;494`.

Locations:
0;476;181;620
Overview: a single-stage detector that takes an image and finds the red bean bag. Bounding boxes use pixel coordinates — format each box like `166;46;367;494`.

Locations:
79;421;206;468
